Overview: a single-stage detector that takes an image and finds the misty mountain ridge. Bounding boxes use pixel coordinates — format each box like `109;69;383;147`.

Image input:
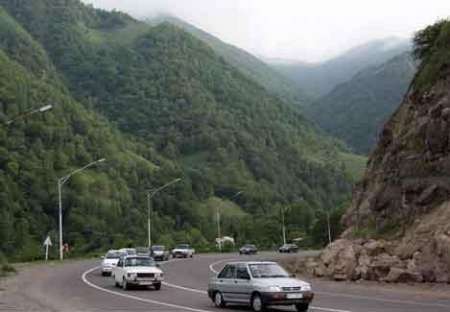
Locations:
146;14;310;107
305;51;417;154
271;37;412;98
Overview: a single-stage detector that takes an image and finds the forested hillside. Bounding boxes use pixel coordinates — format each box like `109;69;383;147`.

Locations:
147;15;309;107
306;52;417;154
0;0;364;261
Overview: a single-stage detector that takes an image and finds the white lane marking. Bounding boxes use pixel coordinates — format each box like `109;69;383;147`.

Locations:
316;290;450;309
207;257;450;310
81;266;214;312
163;281;207;294
209;258;238;274
164;257;353;312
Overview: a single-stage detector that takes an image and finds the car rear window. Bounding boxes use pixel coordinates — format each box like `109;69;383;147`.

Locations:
125;257;156;267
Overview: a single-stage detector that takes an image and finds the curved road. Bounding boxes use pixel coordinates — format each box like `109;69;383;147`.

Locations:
1;252;449;312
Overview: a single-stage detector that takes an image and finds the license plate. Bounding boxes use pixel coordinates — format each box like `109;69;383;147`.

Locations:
286;293;303;299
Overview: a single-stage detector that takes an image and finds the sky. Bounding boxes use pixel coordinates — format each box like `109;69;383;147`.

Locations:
82;0;450;63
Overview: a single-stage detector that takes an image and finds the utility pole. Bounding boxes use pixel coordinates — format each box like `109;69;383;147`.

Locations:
326;209;332;245
57;158;106;260
281;206;287;245
217;191;242;252
217;206;222;252
147;192;152;249
146;178;181;248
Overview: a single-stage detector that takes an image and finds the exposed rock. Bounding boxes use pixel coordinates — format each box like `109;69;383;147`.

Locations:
316;24;450;284
320;239;360;281
384;267;423;283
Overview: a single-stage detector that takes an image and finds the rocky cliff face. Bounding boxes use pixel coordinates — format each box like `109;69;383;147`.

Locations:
315;21;450;283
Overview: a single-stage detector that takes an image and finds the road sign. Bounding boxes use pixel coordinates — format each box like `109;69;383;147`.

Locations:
43;236;52;261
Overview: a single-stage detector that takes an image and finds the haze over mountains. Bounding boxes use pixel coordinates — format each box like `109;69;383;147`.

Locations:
147;15;308;107
148;15;417;155
305;52;417;154
271;37;412;99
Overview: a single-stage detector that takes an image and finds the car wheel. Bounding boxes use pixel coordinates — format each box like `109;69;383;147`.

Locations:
122;278;129;290
251;293;265;312
154;283;161;290
190;254;193;258
295;303;309;312
115;281;120;287
214;291;226;308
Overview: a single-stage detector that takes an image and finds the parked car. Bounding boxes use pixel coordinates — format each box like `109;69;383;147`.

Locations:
239;244;258;255
112;255;164;290
278;243;299;253
208;261;314;312
151;245;170;261
101;250;122;276
171;244;195;258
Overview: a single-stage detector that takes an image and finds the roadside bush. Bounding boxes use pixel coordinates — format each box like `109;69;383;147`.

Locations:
0;251;16;276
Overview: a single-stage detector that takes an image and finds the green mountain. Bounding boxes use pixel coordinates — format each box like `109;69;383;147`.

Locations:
305;52;417;154
272;38;411;99
0;0;364;260
0;6;183;260
147;15;309;107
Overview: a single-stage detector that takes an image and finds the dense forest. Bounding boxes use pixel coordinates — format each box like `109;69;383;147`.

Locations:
0;0;365;261
306;52;417;154
147;15;309;108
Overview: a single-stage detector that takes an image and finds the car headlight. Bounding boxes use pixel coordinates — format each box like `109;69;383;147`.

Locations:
302;284;311;291
127;273;137;279
267;286;282;292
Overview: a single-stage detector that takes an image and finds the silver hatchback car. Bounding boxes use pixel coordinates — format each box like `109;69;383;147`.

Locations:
208;261;314;312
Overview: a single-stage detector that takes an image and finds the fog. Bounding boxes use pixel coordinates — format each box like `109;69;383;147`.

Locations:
82;0;450;62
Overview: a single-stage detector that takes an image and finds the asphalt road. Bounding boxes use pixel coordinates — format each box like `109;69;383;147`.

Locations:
1;252;450;312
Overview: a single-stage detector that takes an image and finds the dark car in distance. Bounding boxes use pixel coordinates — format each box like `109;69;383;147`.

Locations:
279;243;299;253
239;244;258;255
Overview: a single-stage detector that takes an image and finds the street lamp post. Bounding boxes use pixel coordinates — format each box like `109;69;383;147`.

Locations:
146;178;181;248
5;104;52;126
57;158;105;260
281;206;287;245
217;191;243;252
326;209;332;245
216;206;222;252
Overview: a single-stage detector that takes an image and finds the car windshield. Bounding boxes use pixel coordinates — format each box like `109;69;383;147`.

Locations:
244;245;255;248
105;252;121;259
124;257;156;267
249;263;289;278
152;245;165;251
176;244;189;249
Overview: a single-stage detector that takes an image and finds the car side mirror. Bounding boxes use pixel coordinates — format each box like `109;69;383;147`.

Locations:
290;273;296;278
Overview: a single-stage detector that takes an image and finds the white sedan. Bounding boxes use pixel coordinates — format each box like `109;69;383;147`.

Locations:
112;256;164;290
101;250;122;276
